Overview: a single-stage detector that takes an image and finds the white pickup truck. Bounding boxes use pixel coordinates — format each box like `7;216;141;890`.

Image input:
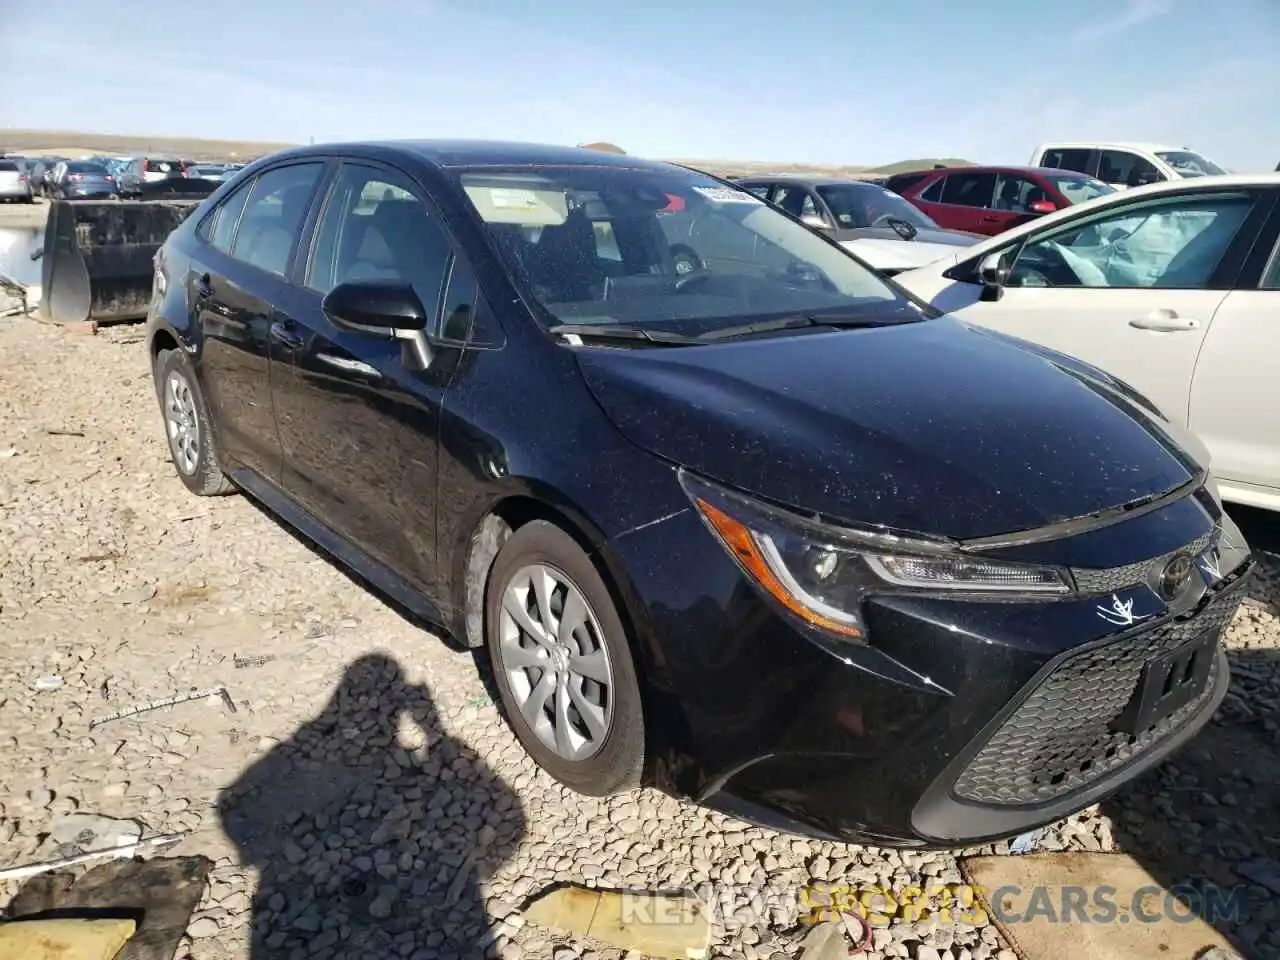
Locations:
1029;142;1228;190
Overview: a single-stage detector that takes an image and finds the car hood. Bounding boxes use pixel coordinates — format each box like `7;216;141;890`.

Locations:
838;237;972;272
576;315;1197;540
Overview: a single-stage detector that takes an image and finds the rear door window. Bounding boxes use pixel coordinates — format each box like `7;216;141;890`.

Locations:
1041;148;1094;174
939;172;998;208
230;163;324;277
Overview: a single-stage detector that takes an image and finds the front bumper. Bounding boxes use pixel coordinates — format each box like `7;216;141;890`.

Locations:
612;492;1249;848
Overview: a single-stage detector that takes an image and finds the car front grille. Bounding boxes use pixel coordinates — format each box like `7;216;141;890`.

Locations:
1071;530;1216;596
951;576;1245;807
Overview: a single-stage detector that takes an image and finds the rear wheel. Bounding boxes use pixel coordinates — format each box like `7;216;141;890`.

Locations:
485;521;644;795
153;349;235;497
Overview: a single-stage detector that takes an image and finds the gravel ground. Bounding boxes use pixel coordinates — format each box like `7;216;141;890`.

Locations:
1;314;1279;960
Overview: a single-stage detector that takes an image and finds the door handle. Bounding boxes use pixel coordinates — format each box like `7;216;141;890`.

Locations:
269;321;304;349
980;214;1001;222
1129;310;1201;332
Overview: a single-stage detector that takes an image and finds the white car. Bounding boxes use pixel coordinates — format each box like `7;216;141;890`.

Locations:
1030;142;1229;190
893;174;1280;512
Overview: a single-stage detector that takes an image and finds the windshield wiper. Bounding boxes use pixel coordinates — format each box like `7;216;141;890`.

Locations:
547;323;700;346
885;217;919;241
696;315;821;341
697;310;921;343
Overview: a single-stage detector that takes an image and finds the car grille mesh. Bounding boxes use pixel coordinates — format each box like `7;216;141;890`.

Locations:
952;581;1242;807
1070;530;1216;596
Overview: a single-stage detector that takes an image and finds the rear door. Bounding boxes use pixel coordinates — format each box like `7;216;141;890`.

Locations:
932;187;1270;426
268;160;458;585
925;172;999;234
1186;196;1280;498
189;160;327;481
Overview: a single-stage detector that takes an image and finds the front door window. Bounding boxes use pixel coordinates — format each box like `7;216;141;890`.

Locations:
1007;193;1255;289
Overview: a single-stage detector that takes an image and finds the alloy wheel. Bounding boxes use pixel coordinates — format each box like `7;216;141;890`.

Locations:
164;371;200;476
498;563;614;761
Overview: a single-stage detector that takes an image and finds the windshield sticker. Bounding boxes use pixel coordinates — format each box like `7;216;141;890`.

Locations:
692;185;763;204
490;188;546;210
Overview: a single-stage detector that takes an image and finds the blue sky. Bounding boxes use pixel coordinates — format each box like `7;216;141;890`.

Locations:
1;0;1277;171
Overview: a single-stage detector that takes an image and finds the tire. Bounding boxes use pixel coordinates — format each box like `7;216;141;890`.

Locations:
485;520;644;795
153;348;235;496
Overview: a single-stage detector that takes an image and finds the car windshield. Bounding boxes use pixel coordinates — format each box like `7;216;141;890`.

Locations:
66;162;108;174
1156;151;1226;177
1044;173;1114;205
458;166;908;336
814;183;939;229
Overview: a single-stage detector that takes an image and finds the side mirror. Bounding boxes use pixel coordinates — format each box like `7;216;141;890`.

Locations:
1129;170;1163;188
978;252;1008;302
800;213;830;230
322;280;433;370
1028;199;1057;215
322;280;428;337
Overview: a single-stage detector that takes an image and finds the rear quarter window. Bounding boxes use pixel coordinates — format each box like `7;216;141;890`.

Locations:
886;172;929;195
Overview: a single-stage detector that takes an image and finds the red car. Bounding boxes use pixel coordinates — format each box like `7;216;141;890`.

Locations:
884;165;1114;237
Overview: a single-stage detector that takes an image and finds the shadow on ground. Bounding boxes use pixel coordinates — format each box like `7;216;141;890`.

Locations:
218;653;526;959
1100;506;1280;959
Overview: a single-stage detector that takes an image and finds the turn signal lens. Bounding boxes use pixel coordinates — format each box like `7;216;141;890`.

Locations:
695;497;864;639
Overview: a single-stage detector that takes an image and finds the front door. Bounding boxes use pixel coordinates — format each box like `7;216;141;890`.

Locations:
1096;150;1164;190
986;173;1053;235
269;161;456;587
927;188;1265;426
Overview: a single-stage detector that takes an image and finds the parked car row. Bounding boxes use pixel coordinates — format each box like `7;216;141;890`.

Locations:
0;152;248;201
140;139;1256;852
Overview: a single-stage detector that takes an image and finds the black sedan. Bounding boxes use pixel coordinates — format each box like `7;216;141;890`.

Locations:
144;140;1253;848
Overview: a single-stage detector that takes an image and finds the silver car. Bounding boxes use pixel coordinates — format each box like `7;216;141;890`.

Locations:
0;158;34;203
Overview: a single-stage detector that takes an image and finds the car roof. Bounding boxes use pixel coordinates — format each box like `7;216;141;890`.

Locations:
1033;141;1187;153
257;139;683;174
735;174;889;189
907;165;1100;177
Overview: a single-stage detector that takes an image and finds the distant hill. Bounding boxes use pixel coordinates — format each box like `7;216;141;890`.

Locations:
0;129;974;179
0;129;296;162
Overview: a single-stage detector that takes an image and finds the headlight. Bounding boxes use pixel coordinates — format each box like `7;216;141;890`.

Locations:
679;470;1071;641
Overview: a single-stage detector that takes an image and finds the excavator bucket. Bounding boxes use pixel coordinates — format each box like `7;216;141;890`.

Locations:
39;181;218;326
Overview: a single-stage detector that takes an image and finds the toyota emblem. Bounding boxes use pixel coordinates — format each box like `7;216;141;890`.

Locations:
1157;553;1194;601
